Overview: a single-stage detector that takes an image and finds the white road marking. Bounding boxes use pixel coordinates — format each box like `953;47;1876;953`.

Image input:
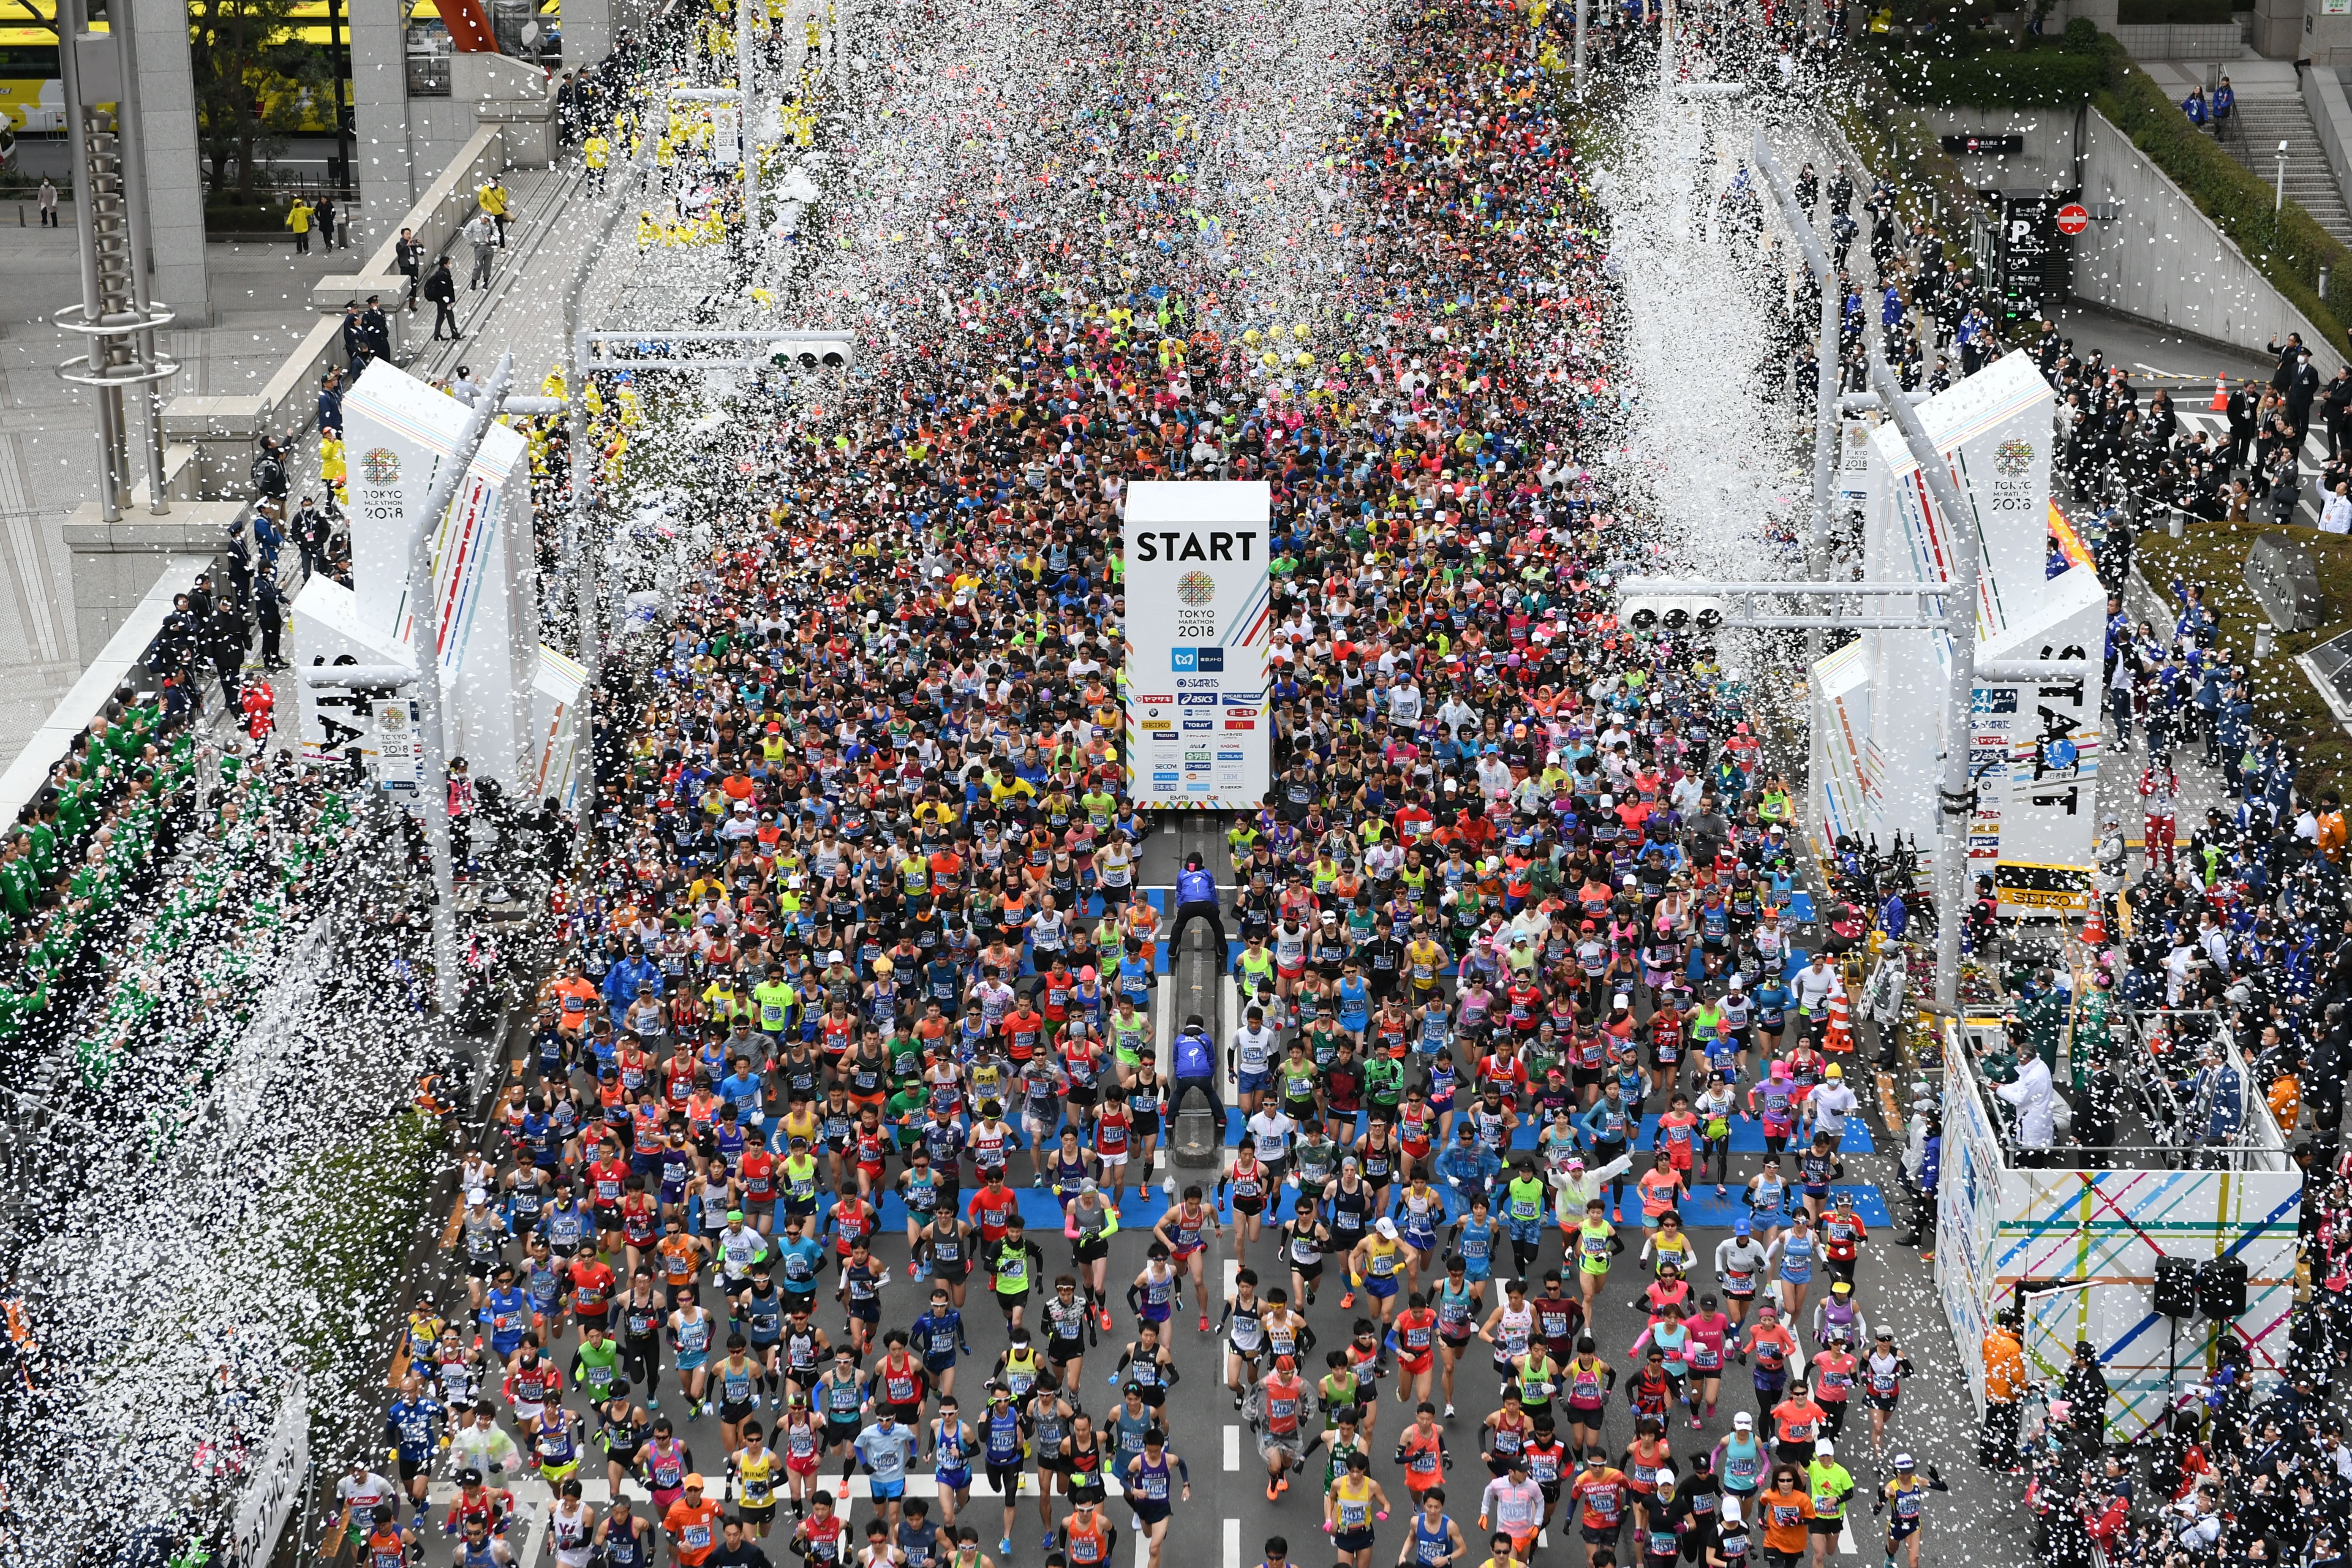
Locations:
1220;975;1239;1102
1223;1516;1242;1568
1839;1516;1858;1556
1224;1258;1239;1296
1223;1424;1241;1471
518;1500;551;1568
1134;1523;1154;1568
1156;978;1173;1078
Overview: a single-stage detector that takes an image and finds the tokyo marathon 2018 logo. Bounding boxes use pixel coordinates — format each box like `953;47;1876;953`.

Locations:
1992;438;2035;477
1174;570;1217;607
362;447;402;487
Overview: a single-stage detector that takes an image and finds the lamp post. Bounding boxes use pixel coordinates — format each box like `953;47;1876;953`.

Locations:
2277;139;2290;214
1753;134;1984;1020
406;351;515;1014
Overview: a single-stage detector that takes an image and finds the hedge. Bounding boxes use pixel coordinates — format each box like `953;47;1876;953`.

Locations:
1876;47;2110;107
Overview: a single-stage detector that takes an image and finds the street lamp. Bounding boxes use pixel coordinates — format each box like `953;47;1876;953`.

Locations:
2277;139;2290;214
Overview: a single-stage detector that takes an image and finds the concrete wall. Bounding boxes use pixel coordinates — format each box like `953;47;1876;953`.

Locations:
1928;105;2344;374
126;0;211;325
350;0;419;248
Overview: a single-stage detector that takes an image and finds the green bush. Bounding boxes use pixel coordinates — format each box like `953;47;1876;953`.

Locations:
2093;52;2352;351
1874;37;2112;105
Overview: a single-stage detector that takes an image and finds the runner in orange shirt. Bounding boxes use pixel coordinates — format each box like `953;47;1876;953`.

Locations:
663;1474;725;1568
1756;1467;1816;1567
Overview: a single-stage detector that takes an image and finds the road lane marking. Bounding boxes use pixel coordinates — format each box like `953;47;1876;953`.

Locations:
1223;1517;1241;1568
1224;1424;1241;1471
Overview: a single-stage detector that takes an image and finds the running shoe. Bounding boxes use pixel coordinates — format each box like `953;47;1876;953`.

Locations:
1443;1404;1455;1418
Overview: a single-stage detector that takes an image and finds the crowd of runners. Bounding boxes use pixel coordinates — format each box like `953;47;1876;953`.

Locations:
313;0;1999;1564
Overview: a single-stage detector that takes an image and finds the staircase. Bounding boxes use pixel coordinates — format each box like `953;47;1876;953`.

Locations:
2217;94;2352;251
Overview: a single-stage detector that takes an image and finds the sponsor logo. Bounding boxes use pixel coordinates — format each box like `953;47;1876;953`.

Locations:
1171;650;1196;672
1175;677;1219;689
1190;648;1225;672
1177;692;1219;707
1152;770;1179;784
1217;749;1245;763
1223;719;1256;730
1137;694;1172;706
1139;720;1172;731
1221;705;1260;719
1182;719;1214;731
1175;570;1218;607
1184;750;1211;764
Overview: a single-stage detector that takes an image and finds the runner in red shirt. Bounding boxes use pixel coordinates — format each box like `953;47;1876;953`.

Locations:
967;1173;1020;1246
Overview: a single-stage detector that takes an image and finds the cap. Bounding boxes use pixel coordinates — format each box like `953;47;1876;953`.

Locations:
1732;1411;1753;1429
1814;1439;1833;1459
1831;1279;1852;1296
1734;1218;1750;1237
1825;1063;1842;1080
828;949;846;964
1892;1451;1915;1470
684;1473;707;1490
1375;1217;1399;1239
466;1188;489;1206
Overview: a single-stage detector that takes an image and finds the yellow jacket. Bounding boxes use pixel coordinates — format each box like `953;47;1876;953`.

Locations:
583;135;611;169
478;182;509;217
286;200;313;234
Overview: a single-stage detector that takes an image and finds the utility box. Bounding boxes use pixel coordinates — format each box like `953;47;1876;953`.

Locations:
1170;1086;1222;1170
2245;533;2322;631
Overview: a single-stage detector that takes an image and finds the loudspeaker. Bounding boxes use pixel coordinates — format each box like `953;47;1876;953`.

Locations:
2197;1256;2248;1319
2153;1256;2199;1317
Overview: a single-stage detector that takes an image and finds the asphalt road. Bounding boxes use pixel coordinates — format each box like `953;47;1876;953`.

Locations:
402;819;2037;1568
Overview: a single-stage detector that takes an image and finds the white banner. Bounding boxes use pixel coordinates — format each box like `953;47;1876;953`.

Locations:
228;1380;308;1568
368;698;423;792
1123;482;1271;810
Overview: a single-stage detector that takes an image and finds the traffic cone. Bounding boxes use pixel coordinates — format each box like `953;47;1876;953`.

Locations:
2082;905;2107;948
2210;375;2229;412
1825;988;1854;1053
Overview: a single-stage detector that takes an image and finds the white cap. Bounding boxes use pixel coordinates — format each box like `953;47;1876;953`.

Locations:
1815;1438;1833;1459
1732;1411;1753;1429
466;1189;489;1206
828;949;846;964
1375;1217;1399;1240
1728;972;1745;988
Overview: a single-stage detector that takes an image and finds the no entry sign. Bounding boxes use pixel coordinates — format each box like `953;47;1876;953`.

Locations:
2055;202;2090;236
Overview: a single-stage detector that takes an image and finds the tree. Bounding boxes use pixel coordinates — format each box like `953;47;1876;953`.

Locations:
188;0;333;196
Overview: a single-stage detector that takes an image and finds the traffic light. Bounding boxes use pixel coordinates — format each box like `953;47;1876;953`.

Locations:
1621;596;1724;634
770;337;853;371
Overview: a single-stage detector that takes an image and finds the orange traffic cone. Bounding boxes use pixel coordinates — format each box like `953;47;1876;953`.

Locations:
2083;905;2107;947
2210;375;2229;412
1824;988;1854;1053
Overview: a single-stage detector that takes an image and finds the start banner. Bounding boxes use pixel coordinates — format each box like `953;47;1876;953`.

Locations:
1123;481;1271;810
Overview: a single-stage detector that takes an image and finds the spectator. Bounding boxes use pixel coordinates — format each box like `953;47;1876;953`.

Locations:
425;259;461;341
397;226;426;309
466;212;499;290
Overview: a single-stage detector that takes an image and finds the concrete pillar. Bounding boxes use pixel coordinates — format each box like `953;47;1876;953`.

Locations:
556;0;645;66
126;0;211;325
349;0;418;248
